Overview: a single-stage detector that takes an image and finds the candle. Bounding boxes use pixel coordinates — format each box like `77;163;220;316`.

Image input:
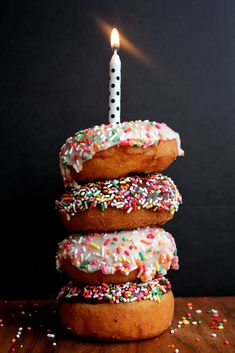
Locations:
109;28;121;124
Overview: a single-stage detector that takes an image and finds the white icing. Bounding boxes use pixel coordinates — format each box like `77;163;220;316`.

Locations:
56;226;179;282
59;120;184;187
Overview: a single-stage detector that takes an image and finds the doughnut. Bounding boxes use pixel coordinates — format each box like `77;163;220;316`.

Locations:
58;277;174;340
59;120;184;186
56;226;179;284
55;173;182;233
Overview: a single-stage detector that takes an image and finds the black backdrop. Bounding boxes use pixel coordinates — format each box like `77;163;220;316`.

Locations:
1;0;235;299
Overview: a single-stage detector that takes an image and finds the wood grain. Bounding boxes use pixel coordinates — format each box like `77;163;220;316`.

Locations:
0;297;234;353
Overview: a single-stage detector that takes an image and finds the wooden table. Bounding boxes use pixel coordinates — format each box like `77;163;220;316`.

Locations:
0;297;234;353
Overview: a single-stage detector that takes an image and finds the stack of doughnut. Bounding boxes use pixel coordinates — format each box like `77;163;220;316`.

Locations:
55;120;184;341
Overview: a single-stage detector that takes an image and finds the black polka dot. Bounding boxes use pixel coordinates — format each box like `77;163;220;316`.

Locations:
111;114;115;118
116;107;120;111
116;91;120;95
116;76;120;80
111;84;115;88
111;68;115;73
111;99;115;103
109;91;110;96
109;107;110;111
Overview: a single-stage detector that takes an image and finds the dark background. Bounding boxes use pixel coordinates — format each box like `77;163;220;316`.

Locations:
1;0;235;299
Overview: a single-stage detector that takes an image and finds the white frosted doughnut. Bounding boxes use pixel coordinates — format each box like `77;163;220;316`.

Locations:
56;226;179;282
59;120;184;186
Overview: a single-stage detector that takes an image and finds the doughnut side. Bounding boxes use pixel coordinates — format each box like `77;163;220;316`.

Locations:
60;207;173;233
61;262;140;284
70;140;178;183
59;290;174;341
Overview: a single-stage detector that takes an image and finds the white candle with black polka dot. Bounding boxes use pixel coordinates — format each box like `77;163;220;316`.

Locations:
109;28;121;124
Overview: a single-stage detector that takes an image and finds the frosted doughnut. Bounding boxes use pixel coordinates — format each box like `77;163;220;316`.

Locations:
56;226;179;284
59;120;184;186
58;277;174;340
55;173;182;233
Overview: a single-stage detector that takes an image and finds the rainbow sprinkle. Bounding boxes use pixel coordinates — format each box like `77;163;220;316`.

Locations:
55;173;182;216
57;277;172;304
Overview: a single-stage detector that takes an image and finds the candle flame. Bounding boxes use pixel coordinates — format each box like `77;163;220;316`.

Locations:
96;18;151;65
111;28;120;49
95;17;168;79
